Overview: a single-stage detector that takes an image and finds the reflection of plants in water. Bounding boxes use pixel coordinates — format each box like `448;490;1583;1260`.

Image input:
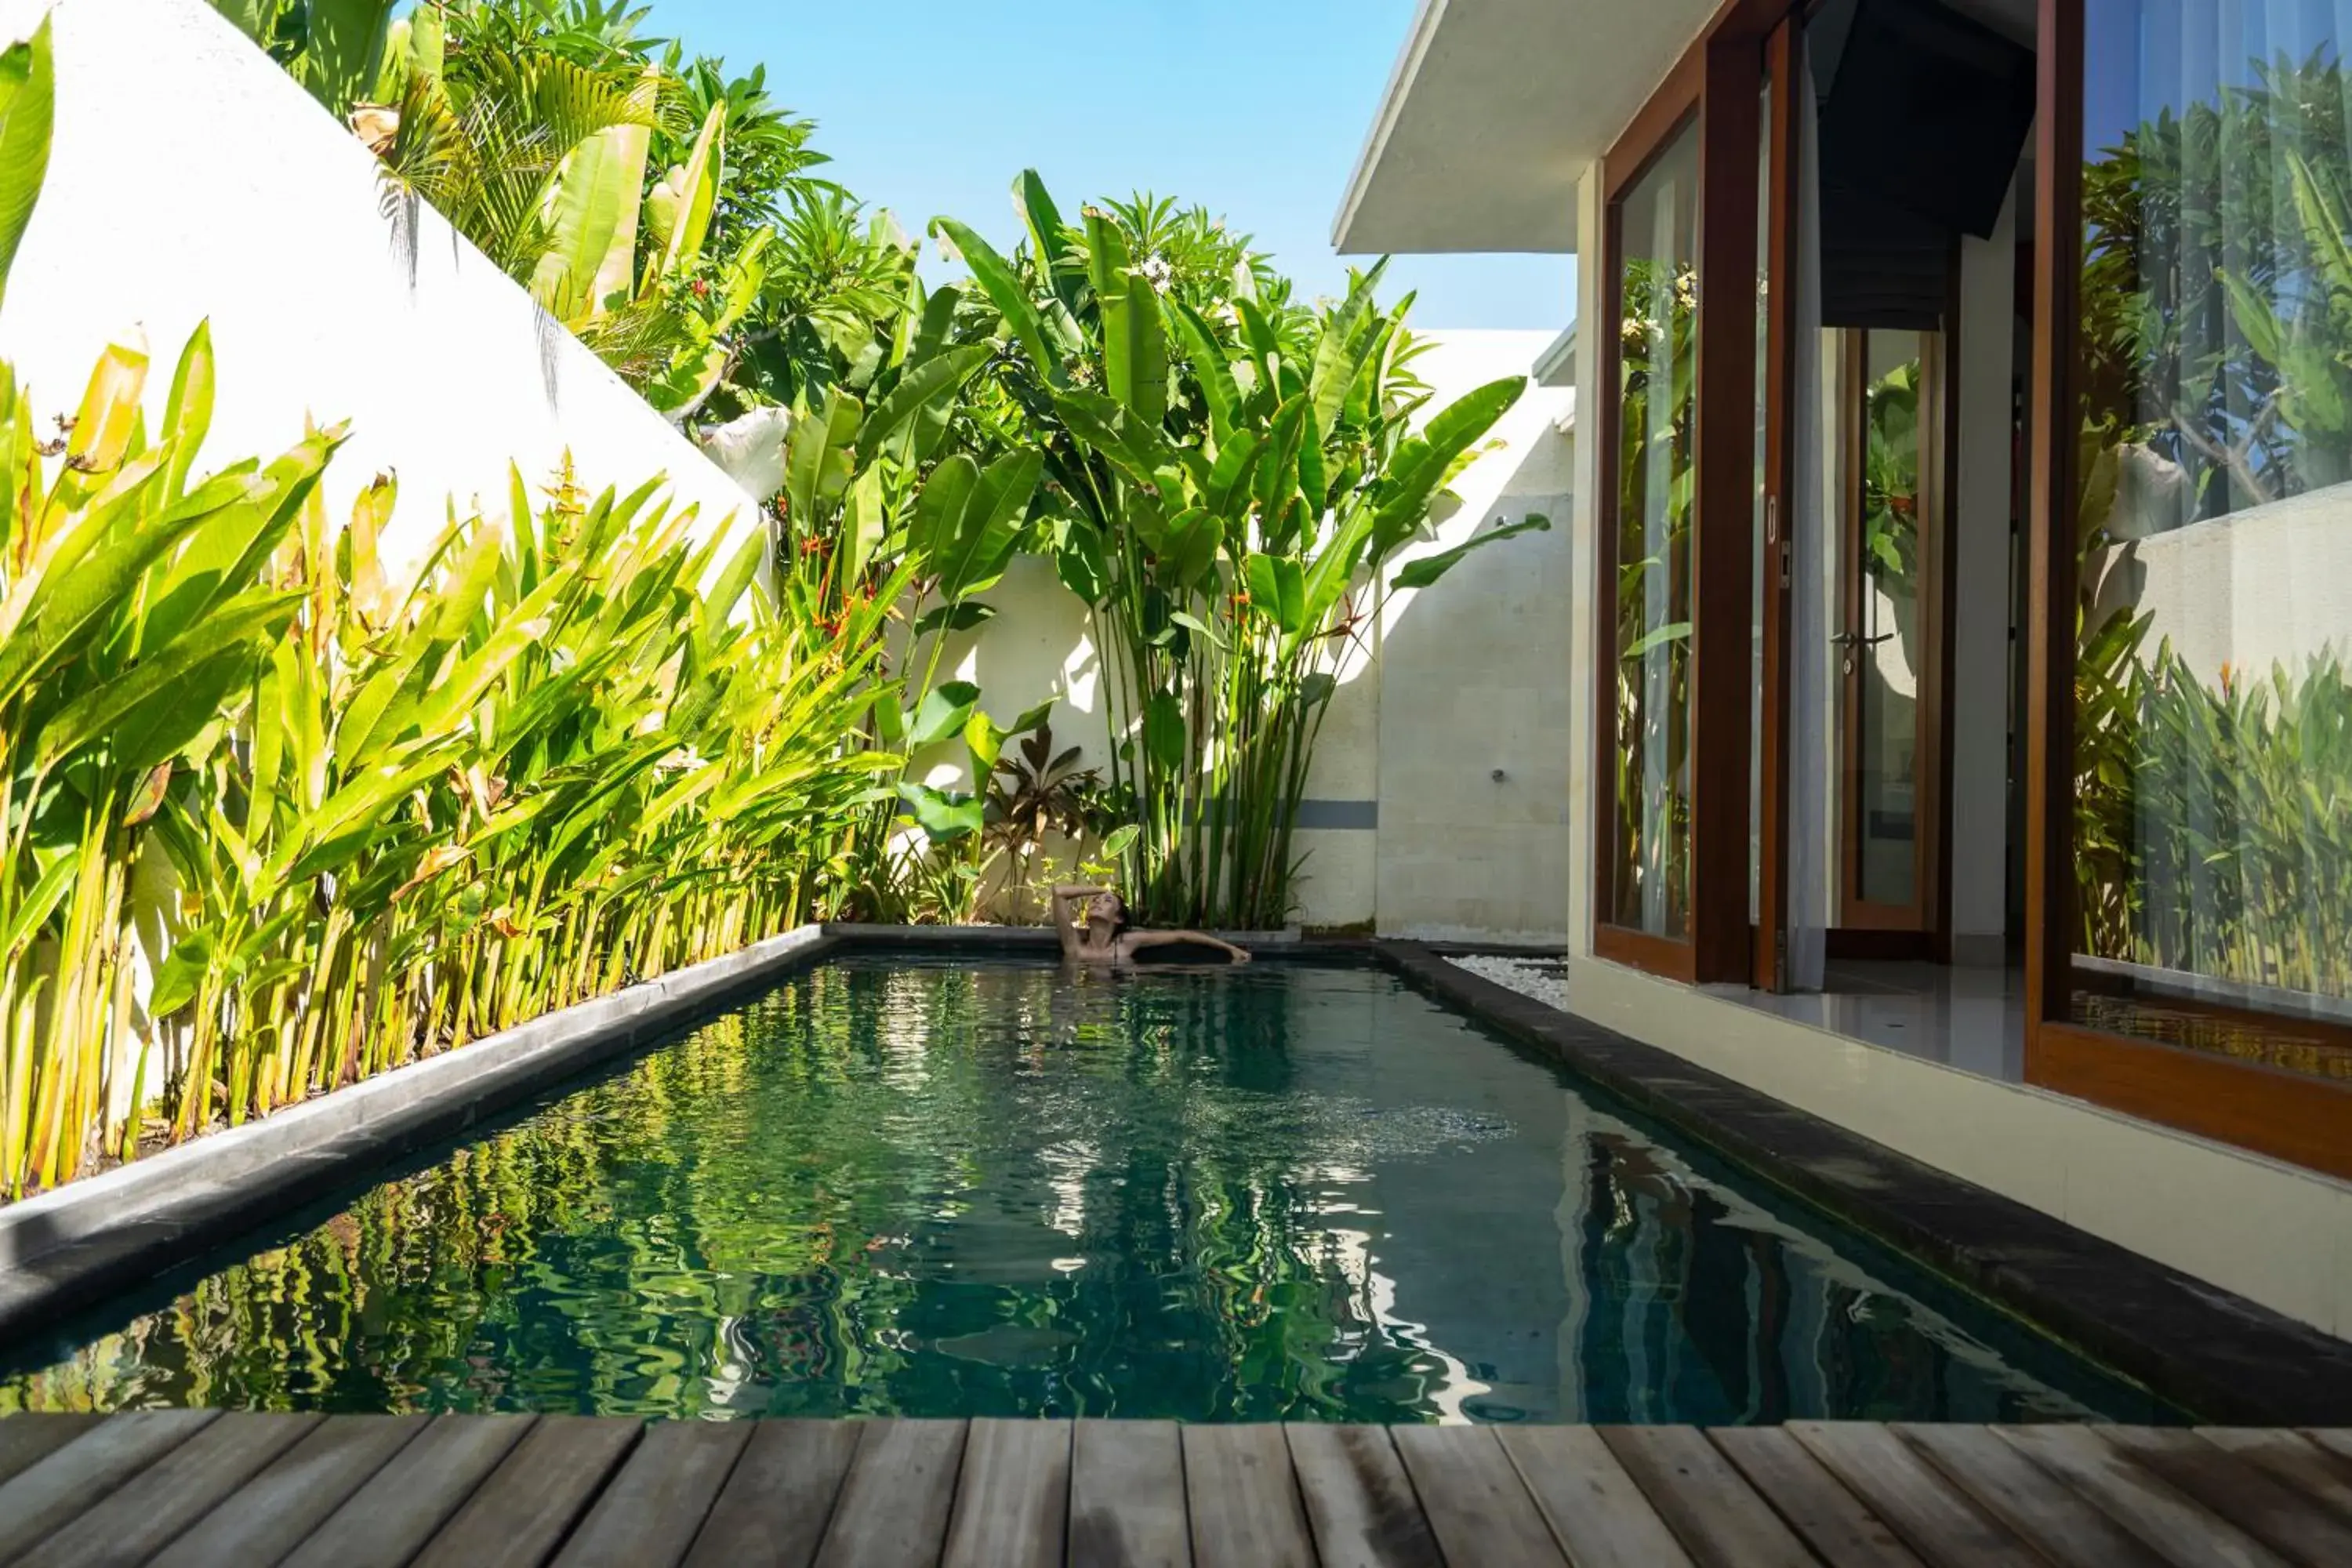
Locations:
1610;255;1697;931
5;963;2150;1424
2;967;1441;1421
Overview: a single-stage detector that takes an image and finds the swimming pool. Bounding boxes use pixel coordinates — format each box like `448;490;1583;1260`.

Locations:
0;956;2172;1423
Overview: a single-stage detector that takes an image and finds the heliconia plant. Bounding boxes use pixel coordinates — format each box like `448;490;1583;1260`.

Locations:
0;321;343;1193
0;318;900;1196
0;46;902;1192
933;172;1545;927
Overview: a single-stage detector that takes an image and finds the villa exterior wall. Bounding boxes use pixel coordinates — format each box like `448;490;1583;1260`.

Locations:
0;0;758;574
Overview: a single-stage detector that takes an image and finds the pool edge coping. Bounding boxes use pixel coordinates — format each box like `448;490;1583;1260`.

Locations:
3;923;2347;1425
1370;938;2352;1426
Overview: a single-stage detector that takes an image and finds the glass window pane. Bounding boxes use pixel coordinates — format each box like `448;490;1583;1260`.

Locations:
2070;2;2352;1076
1609;119;1701;938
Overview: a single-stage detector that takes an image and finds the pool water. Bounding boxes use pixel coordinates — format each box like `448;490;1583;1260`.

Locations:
2;956;2173;1423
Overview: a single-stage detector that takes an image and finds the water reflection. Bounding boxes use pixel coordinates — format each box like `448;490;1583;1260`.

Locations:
0;959;2167;1423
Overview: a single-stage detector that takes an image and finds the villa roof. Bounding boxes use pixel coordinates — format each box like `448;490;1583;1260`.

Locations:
1330;0;1717;256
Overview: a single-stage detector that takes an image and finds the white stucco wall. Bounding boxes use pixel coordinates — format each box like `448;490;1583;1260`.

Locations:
0;0;757;571
1370;329;1574;942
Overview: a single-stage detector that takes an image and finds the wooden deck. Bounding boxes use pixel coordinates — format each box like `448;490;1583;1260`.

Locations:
1;1414;2350;1566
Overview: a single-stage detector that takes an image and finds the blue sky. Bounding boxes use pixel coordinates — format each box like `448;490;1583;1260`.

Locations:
646;0;1571;330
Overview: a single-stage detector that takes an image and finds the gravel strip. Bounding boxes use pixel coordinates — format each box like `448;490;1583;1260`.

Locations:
1446;953;1571;1012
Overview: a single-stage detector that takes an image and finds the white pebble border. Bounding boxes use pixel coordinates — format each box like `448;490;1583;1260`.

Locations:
1446;953;1572;1012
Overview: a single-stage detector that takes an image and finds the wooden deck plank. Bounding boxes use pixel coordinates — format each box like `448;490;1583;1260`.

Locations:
1283;1425;1442;1568
1788;1422;2043;1568
1599;1425;1814;1568
1709;1427;1924;1567
814;1418;968;1568
551;1419;754;1568
2102;1426;2352;1568
1893;1421;2169;1568
2199;1429;2352;1529
1388;1424;1563;1567
20;1411;323;1568
2302;1429;2352;1468
681;1419;862;1568
1181;1423;1313;1568
1495;1424;1693;1568
943;1417;1071;1568
1069;1419;1189;1568
281;1414;537;1568
412;1414;642;1568
0;1415;105;1488
1994;1424;2290;1568
12;1409;2352;1568
159;1413;434;1568
0;1408;220;1561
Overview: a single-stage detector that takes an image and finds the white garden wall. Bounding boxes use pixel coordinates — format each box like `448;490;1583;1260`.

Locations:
0;0;757;571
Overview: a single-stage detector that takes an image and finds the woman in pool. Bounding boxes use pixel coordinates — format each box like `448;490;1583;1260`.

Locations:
1051;884;1253;967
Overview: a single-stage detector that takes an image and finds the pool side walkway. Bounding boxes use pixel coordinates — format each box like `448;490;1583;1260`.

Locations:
2;1413;2350;1566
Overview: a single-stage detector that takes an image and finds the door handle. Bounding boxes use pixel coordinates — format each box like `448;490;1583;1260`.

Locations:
1832;628;1892;676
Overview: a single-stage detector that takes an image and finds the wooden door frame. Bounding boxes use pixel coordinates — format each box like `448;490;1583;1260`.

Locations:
2020;0;2352;1179
1593;0;1791;985
1753;12;1801;992
1592;56;1702;984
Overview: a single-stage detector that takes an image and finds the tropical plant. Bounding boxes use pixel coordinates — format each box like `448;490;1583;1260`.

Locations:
0;15;52;312
740;261;1073;922
1862;357;1922;586
0;58;896;1189
979;724;1112;923
214;0;404;117
933;172;1542;927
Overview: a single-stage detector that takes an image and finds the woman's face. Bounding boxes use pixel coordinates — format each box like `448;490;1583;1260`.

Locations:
1086;891;1123;931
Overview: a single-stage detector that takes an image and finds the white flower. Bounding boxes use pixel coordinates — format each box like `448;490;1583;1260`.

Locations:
1139;255;1174;294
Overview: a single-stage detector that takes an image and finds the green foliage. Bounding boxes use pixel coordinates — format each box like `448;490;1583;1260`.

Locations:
2078;48;2352;514
912;172;1536;928
0;16;53;313
0;325;895;1198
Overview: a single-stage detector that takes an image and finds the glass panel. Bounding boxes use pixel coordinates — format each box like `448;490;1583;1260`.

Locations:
1856;329;1927;909
1609;119;1701;938
2070;2;2352;1076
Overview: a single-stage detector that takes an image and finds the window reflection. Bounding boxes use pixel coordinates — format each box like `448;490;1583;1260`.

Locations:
1609;121;1702;938
2070;2;2352;1074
